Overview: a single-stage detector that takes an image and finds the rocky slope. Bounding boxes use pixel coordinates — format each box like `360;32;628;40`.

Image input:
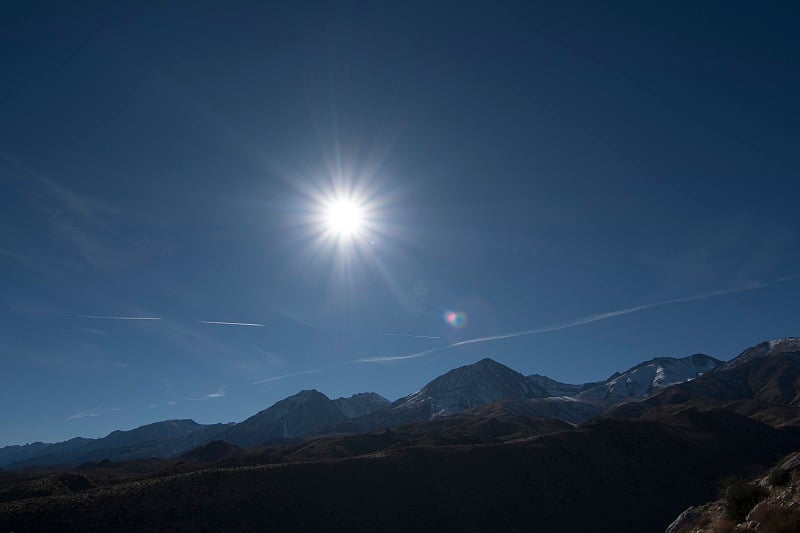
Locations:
611;338;800;427
666;450;800;532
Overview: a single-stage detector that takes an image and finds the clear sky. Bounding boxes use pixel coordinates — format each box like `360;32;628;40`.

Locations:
1;2;798;446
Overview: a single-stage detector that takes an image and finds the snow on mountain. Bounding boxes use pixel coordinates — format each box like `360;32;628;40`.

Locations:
577;354;723;406
725;337;800;368
390;358;549;420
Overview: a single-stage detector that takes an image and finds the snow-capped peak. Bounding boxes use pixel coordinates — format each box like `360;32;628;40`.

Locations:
576;353;723;405
727;337;800;368
392;358;549;419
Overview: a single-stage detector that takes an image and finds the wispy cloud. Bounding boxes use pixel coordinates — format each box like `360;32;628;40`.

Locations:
199;320;266;327
253;367;325;385
76;315;163;321
777;273;800;282
0;154;169;273
188;389;226;400
67;409;102;420
358;282;767;363
66;406;120;420
383;333;441;339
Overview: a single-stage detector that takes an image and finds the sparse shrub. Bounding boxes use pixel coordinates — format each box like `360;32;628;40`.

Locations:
767;466;791;487
723;481;768;522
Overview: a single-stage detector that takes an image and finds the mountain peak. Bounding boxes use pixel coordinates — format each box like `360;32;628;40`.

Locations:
295;388;322;396
285;389;329;404
729;337;800;368
333;392;390;418
577;352;723;405
392;357;549;420
767;337;800;353
216;389;388;447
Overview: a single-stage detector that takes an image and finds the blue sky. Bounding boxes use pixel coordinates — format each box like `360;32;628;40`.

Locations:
1;2;798;445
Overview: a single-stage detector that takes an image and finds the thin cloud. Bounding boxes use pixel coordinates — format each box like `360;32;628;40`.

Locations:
777;273;800;282
76;315;163;321
188;389;226;400
67;409;102;420
1;154;167;272
252;367;326;385
383;333;441;339
199;320;266;327
66;406;120;420
358;282;767;363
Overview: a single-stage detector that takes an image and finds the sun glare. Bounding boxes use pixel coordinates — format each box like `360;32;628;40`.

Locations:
324;198;364;239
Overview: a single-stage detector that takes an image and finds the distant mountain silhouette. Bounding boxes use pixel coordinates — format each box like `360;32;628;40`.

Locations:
0;420;232;469
221;389;348;447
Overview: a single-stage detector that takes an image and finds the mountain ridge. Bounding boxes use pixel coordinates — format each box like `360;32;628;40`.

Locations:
2;338;793;468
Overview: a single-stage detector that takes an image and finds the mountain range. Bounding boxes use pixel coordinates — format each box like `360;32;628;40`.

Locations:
1;337;799;532
0;341;755;469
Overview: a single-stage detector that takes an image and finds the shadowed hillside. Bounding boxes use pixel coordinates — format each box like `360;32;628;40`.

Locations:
1;408;796;533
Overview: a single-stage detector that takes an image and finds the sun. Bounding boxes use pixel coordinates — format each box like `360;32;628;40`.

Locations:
323;198;364;239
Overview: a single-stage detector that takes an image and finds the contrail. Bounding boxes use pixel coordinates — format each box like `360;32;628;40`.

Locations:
246;281;771;384
383;333;441;339
200;321;266;327
357;282;767;363
76;315;163;320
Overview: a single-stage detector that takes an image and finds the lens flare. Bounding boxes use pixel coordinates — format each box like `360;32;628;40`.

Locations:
444;310;467;328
